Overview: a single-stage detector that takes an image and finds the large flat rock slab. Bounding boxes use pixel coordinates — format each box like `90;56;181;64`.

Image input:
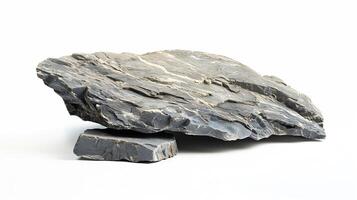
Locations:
37;50;325;141
73;129;177;162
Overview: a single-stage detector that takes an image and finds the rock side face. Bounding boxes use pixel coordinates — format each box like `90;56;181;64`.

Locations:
74;129;177;162
37;50;325;141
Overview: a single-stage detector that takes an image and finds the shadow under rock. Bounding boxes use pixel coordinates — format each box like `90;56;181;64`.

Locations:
66;127;321;158
173;133;321;153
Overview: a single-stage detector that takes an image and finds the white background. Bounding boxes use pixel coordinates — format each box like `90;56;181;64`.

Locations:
0;0;356;199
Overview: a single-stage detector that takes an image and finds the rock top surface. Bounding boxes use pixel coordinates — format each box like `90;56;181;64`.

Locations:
74;129;177;162
37;50;325;141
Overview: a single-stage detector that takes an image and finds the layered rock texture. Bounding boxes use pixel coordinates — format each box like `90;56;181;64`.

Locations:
74;129;177;162
37;50;325;162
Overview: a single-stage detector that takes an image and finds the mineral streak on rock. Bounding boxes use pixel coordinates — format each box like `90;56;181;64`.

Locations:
73;129;177;162
37;50;325;141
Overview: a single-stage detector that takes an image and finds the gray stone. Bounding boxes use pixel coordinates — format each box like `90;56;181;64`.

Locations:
37;50;325;141
73;129;177;162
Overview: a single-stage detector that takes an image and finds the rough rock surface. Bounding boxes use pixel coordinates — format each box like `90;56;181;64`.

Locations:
37;50;325;141
74;129;177;162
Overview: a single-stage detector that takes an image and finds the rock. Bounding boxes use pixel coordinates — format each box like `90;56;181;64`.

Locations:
73;129;177;162
37;50;325;141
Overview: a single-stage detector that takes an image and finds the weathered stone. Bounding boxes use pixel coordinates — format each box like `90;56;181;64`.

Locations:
73;129;177;162
37;50;325;141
